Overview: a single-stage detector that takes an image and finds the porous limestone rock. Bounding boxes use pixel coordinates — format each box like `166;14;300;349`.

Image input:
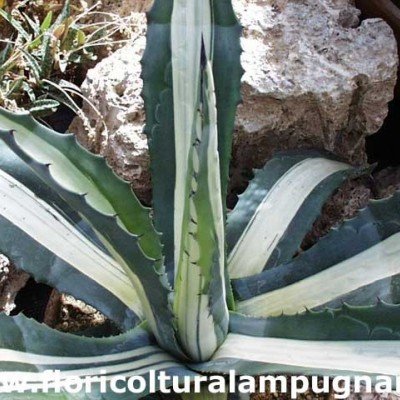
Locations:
69;13;152;203
0;255;29;315
231;0;398;193
70;0;398;203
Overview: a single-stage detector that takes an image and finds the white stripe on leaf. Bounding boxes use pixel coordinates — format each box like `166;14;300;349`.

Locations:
0;346;161;366
213;334;400;376
1;361;181;386
171;1;228;361
228;158;350;278
0;170;142;317
238;233;400;317
171;0;206;270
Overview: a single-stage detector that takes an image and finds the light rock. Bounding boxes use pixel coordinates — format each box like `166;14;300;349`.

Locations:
70;0;398;202
69;13;152;203
0;255;29;315
231;0;398;192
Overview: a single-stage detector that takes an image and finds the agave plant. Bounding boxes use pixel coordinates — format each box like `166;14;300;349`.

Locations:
0;0;400;398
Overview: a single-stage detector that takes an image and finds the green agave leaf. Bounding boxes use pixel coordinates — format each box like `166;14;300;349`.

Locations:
152;0;227;362
144;0;233;361
0;112;182;359
227;151;364;279
142;0;177;269
0;159;139;330
142;0;242;271
316;276;399;310
0;138;104;250
0;141;143;330
237;232;400;317
0;216;139;331
211;0;242;203
0;108;162;264
229;303;400;340
173;51;228;362
336;300;400;334
193;333;400;381
233;192;400;316
0;314;197;399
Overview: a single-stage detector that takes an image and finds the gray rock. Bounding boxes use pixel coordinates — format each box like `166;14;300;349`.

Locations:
69;14;152;203
69;0;398;202
231;0;398;192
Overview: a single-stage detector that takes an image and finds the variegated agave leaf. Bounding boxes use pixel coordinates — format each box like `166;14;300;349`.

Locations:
0;108;182;358
232;190;400;317
226;150;367;278
0;144;139;330
1;0;400;398
142;0;241;361
0;314;197;399
142;0;242;271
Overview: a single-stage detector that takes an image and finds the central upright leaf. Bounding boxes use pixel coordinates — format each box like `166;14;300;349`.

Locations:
142;0;241;360
171;0;228;361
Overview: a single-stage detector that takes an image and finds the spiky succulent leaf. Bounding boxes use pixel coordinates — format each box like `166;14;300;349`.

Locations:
211;0;242;203
143;0;236;361
192;306;400;378
196;306;400;378
141;0;175;269
0;314;197;399
234;192;400;317
238;235;400;317
0;108;162;262
193;333;400;380
173;61;228;361
0;148;139;329
230;302;400;340
227;151;364;278
0;139;105;250
0;110;182;358
142;0;242;271
165;0;228;362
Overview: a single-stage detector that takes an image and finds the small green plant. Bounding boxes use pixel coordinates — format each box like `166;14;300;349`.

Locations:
0;0;400;398
0;0;130;118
